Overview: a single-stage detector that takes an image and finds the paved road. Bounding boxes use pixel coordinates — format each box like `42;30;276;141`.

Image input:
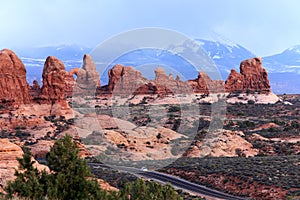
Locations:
89;162;248;200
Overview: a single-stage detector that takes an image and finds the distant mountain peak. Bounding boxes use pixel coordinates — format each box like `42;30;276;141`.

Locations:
196;32;240;48
285;45;300;54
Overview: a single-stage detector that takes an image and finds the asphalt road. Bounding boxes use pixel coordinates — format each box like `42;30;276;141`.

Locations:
89;162;248;200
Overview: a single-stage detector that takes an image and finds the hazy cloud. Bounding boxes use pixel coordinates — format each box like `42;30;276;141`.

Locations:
0;0;299;56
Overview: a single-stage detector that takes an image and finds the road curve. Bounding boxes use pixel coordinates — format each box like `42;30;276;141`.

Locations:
89;162;248;200
138;171;248;200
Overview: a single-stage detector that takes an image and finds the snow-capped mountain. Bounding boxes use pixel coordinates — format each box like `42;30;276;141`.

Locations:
262;46;300;94
263;45;300;73
96;38;255;84
16;44;92;61
195;38;255;79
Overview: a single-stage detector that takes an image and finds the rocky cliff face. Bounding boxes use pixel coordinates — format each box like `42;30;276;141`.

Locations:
0;49;31;105
225;57;271;93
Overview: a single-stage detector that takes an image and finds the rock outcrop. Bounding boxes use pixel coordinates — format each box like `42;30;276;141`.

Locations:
73;54;100;95
0;139;48;191
188;71;225;94
226;92;279;104
28;80;41;99
0;49;274;106
107;64;148;95
184;129;258;158
65;71;75;97
225;57;271;93
153;68;193;95
104;65;196;95
36;56;74;116
0;138;23;191
39;56;67;104
0;49;31;105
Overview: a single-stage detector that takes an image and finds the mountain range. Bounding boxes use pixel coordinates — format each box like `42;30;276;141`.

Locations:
15;40;300;94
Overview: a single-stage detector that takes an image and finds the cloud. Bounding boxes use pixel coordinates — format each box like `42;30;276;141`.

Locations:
1;0;300;56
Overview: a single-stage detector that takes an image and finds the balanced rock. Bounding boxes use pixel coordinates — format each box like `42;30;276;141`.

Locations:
225;57;271;93
0;49;31;105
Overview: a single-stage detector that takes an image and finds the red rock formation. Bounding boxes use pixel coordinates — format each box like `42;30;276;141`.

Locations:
28;80;41;98
82;54;100;87
73;54;100;95
0;49;31;105
153;68;194;95
225;57;271;93
224;69;244;92
39;56;67;104
102;65;224;95
107;64;148;95
188;71;224;94
65;72;75;97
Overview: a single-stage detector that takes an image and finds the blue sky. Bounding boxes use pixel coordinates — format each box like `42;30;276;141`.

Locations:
1;0;300;56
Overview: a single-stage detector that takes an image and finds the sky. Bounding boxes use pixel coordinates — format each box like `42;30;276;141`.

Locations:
1;0;300;56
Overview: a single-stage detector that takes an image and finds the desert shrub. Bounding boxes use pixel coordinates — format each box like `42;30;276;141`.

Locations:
238;120;255;129
168;105;181;113
247;99;255;104
118;179;184;200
